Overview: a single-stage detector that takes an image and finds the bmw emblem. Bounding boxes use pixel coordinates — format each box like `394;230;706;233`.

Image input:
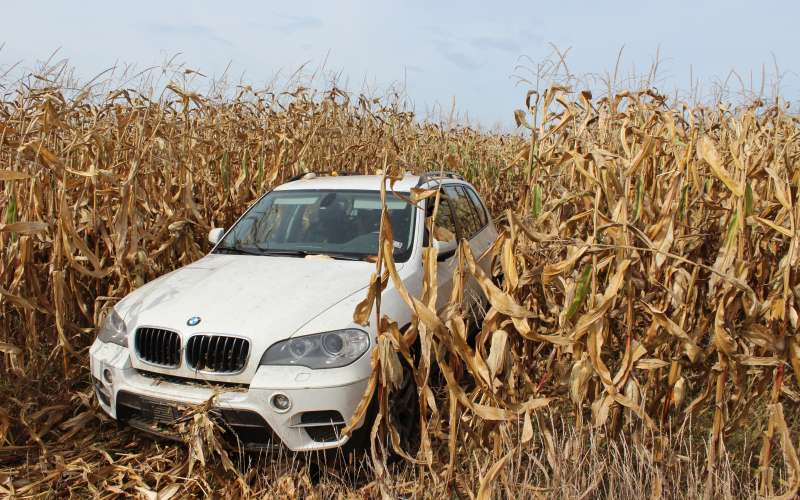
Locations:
187;316;201;327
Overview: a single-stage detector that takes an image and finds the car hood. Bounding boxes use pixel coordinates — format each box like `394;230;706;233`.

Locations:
117;253;392;381
120;254;389;338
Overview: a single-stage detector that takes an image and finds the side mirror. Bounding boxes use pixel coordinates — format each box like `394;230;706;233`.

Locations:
208;227;225;245
433;238;457;262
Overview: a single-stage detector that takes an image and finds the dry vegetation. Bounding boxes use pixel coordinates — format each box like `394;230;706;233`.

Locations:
0;64;799;499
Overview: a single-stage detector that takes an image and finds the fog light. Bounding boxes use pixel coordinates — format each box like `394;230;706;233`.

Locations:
270;393;291;412
103;368;113;384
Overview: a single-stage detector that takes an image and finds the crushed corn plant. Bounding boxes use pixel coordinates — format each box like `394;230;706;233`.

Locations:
0;70;799;498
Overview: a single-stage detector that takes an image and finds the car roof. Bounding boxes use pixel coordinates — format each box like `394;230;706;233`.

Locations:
273;173;469;193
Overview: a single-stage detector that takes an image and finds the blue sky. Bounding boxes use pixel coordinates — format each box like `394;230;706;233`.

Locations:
1;1;797;128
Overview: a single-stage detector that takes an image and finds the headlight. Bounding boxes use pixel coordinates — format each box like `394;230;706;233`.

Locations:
259;329;370;369
97;309;128;347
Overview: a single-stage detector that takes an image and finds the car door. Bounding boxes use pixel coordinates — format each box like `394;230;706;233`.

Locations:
441;184;494;313
426;189;460;312
461;184;497;275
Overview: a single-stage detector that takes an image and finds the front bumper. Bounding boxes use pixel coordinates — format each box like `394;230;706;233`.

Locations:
89;341;370;451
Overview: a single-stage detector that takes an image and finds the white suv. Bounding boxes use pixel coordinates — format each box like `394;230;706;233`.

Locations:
90;172;497;451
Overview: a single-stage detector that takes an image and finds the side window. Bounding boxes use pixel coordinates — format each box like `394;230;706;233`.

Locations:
429;192;457;242
443;185;480;239
455;186;486;231
463;186;488;227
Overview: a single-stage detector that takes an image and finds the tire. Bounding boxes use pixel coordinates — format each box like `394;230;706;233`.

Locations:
341;355;420;460
387;356;420;458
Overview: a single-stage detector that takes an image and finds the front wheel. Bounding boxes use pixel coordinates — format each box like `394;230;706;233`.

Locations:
342;355;419;459
388;356;420;456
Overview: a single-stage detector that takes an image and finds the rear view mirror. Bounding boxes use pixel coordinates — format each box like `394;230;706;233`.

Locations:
208;227;225;245
433;238;457;261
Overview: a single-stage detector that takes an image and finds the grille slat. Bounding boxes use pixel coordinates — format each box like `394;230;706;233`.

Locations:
202;336;211;368
162;330;168;365
143;328;150;360
172;332;180;365
223;337;232;372
230;339;241;372
157;329;165;365
187;334;195;366
209;336;219;369
238;339;248;368
200;336;209;367
148;328;156;361
139;328;146;359
186;335;249;373
220;337;228;372
135;328;180;368
192;335;201;367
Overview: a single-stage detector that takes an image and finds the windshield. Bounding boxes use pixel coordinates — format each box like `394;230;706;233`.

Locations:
214;190;418;262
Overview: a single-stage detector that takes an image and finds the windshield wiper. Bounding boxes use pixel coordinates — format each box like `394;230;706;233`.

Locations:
325;253;367;261
214;245;264;256
217;246;367;261
259;249;365;261
260;249;368;261
257;249;314;258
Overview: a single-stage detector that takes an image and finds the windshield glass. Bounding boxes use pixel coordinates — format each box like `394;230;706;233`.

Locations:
215;190;417;262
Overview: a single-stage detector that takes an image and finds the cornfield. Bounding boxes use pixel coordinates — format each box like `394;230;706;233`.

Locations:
1;66;799;499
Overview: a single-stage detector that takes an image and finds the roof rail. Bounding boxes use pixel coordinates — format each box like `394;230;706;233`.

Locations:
288;172;314;182
287;171;364;182
416;171;464;187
